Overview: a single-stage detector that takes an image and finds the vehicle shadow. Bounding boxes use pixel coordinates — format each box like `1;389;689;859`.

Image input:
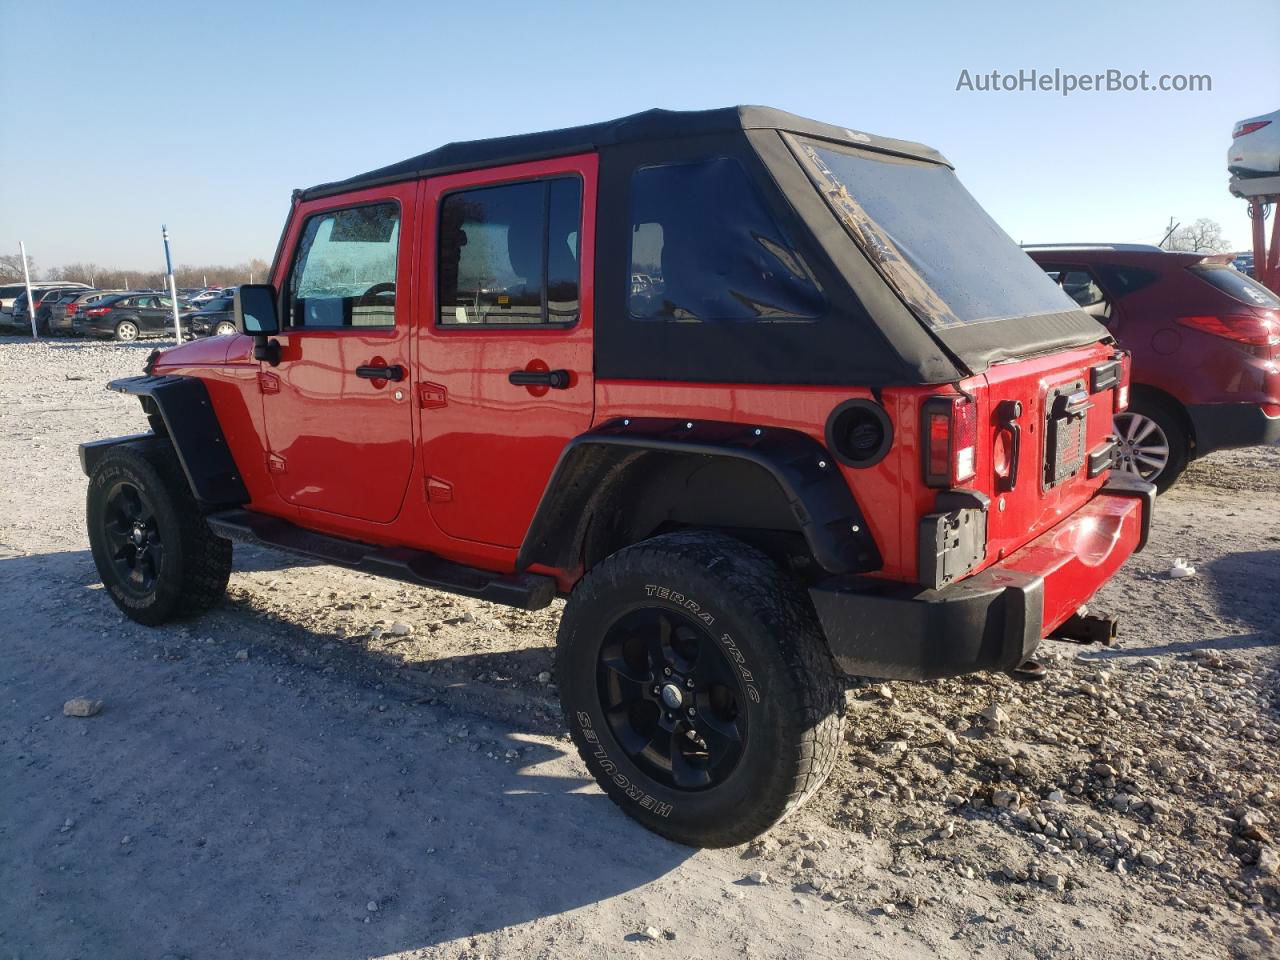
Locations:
1;548;694;960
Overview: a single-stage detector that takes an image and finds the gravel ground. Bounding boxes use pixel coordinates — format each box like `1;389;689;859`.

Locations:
1;336;1277;960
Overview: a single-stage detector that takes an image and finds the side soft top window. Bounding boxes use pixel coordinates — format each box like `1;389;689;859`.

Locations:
288;201;400;329
627;157;825;324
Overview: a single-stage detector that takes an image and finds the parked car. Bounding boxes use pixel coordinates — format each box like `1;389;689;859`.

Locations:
1;282;34;318
1228;108;1280;178
186;294;238;337
9;282;91;332
81;106;1151;848
184;288;227;308
72;292;191;341
1028;244;1280;490
48;289;125;335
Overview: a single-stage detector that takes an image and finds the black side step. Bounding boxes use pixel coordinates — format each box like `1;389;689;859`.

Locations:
206;509;556;611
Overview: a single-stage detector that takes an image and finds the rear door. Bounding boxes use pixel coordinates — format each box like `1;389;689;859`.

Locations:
259;183;419;525
977;341;1121;561
416;155;597;548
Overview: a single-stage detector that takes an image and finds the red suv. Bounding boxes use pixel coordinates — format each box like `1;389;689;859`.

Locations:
1028;244;1280;489
80;107;1152;847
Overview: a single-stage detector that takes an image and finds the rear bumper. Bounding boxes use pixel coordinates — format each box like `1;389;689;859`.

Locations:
810;475;1153;680
1189;403;1280;456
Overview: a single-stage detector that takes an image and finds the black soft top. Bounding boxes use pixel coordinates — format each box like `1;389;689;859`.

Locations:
299;106;951;200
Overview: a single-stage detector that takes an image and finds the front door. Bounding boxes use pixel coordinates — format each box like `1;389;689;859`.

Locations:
417;155;597;548
260;183;419;524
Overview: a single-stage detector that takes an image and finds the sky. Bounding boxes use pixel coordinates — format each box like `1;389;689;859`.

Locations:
1;0;1276;273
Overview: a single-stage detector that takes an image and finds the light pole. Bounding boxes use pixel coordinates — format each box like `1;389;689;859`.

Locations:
162;225;183;341
19;241;37;340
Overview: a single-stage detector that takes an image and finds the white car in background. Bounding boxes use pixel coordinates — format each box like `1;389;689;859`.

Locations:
1228;108;1280;178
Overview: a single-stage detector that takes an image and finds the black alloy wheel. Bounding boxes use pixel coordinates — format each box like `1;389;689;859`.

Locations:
101;480;165;596
597;606;747;791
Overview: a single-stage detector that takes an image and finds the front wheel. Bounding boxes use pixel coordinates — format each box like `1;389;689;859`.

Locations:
114;320;139;342
213;320;237;337
87;439;232;625
556;531;844;847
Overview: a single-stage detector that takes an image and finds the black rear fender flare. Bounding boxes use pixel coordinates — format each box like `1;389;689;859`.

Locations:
516;418;881;577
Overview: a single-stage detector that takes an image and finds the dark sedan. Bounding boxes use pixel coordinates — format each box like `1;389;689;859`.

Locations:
48;289;125;335
72;293;193;341
186;295;239;337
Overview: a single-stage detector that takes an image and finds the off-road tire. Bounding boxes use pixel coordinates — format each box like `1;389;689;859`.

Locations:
556;530;844;847
87;438;232;625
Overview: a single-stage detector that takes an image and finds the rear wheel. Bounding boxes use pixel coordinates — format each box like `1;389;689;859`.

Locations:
114;320;139;342
556;530;844;847
1114;399;1188;492
87;439;232;625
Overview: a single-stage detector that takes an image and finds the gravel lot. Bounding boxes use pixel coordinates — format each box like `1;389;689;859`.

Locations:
2;335;1277;960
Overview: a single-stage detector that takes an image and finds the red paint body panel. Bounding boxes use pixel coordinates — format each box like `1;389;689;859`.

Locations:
1000;492;1143;636
416;155;598;548
262;182;420;525
593;382;910;575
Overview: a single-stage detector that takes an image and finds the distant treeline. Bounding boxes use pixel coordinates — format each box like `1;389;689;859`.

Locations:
43;259;272;290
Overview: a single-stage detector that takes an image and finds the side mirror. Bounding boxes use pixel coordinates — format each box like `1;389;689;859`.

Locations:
234;284;279;335
234;284;281;365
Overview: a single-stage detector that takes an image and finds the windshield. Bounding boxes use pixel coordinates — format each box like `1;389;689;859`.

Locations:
1189;264;1280;309
793;137;1078;329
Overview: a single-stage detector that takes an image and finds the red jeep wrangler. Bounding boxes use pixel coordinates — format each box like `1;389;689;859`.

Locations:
81;107;1153;847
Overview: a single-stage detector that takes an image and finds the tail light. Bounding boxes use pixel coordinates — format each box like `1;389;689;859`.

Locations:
66;303;78;317
1177;313;1279;357
85;306;112;318
921;396;977;488
1116;352;1131;411
1234;120;1272;138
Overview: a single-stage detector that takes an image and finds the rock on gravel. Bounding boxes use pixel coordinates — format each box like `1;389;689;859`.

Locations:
62;698;103;718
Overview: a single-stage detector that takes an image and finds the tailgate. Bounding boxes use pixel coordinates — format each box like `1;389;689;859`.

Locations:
976;342;1124;565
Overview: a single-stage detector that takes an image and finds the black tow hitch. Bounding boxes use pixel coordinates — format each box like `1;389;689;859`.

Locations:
1051;612;1119;646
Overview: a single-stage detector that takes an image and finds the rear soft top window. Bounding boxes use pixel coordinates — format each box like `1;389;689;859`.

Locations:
1189;264;1280;309
791;137;1077;329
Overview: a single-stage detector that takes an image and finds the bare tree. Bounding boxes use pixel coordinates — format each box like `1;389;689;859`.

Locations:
0;252;36;282
1162;218;1232;254
34;258;272;291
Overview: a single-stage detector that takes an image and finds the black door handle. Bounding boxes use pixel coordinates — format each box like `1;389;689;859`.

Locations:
356;364;406;381
509;369;571;389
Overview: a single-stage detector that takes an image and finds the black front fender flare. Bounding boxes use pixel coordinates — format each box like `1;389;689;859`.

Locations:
516;418;881;577
79;375;249;507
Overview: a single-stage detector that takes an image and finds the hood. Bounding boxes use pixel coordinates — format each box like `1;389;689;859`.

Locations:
152;333;233;369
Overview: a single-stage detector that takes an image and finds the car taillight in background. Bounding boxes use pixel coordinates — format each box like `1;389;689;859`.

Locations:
85;306;112;318
922;395;977;488
66;303;79;317
1176;313;1280;358
1233;120;1272;138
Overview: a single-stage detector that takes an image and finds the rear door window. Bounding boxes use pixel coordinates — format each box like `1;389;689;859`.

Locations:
1189;264;1280;308
437;177;582;326
627;157;824;323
